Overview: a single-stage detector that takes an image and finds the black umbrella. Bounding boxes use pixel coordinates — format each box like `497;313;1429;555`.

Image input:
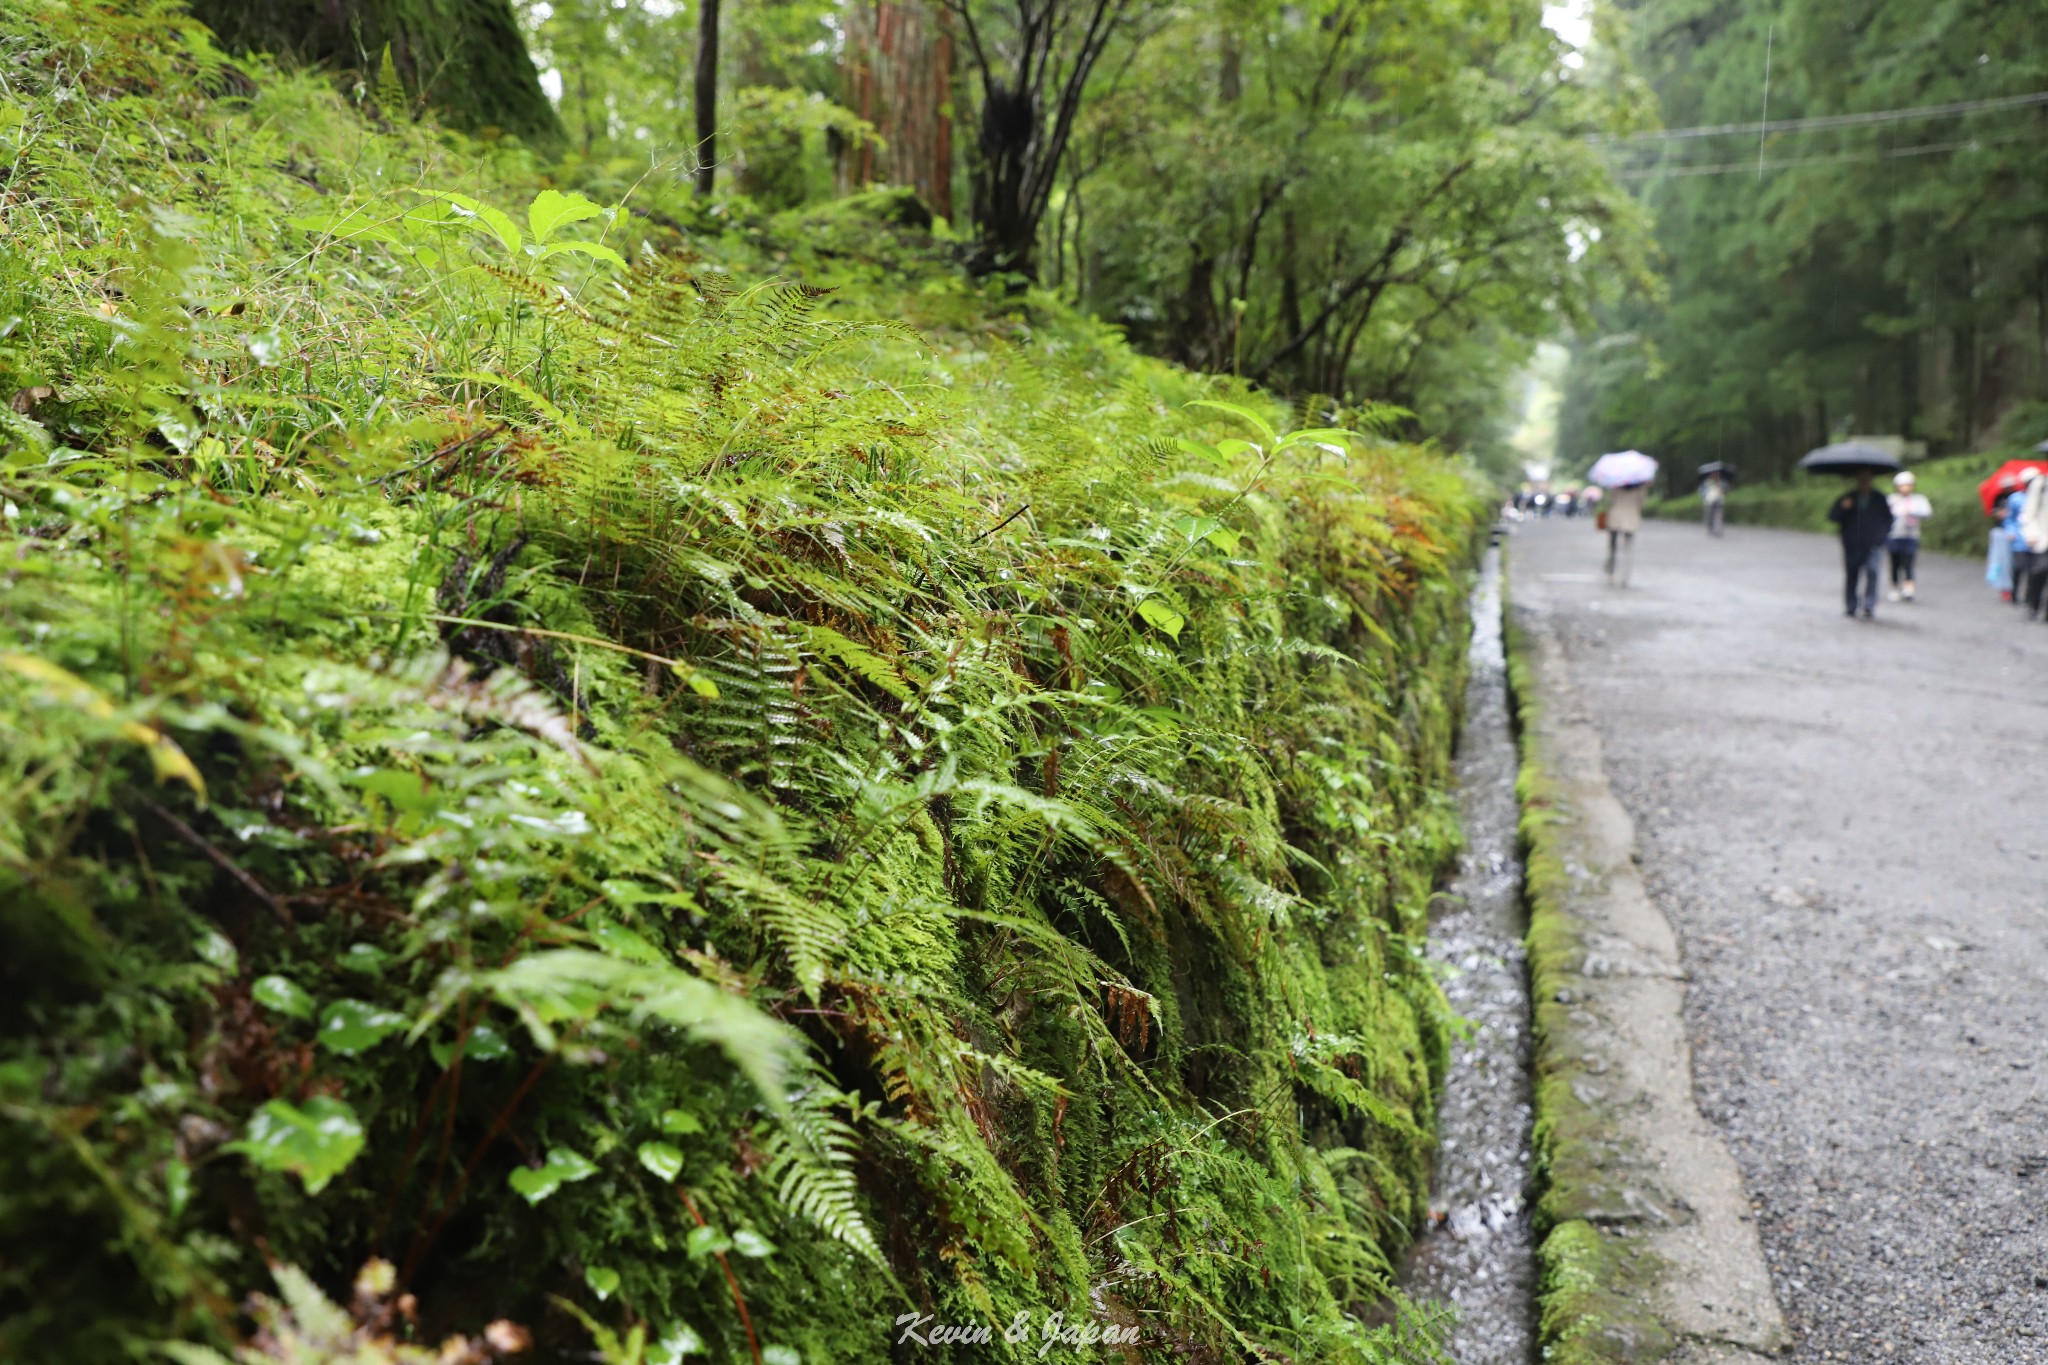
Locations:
1799;441;1902;476
1696;461;1737;484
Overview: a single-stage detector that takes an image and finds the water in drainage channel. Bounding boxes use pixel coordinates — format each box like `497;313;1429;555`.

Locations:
1398;541;1536;1364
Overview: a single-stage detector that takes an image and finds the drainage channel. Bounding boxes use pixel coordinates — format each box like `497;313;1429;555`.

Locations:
1398;540;1536;1364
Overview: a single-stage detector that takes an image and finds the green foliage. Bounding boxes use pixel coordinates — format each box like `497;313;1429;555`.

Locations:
507;0;1644;452
226;1098;368;1195
1564;0;2048;477
514;0;858;210
0;7;1484;1364
1063;0;1652;451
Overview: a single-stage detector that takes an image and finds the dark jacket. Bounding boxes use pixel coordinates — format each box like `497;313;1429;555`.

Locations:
1828;487;1892;551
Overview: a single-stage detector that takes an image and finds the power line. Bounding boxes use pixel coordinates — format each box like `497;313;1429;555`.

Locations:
1588;88;2048;145
1756;24;1773;179
1613;129;2042;180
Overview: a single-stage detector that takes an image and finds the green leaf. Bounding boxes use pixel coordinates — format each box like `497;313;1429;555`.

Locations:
761;1348;801;1365
318;998;407;1055
537;240;628;270
590;918;667;965
1136;598;1185;640
1186;399;1277;446
351;767;434;814
439;368;582;434
651;1325;706;1363
411;189;522;255
636;1140;684;1183
194;930;237;973
584;1265;621;1301
527;189;605;246
428;1022;512;1069
508;1147;598;1204
790;621;917;701
228;1097;365;1194
252;974;315;1020
340;943;387;973
466;1022;512;1059
483;951;796;1107
659;1108;704;1135
164;1161;193;1217
730;1228;776;1258
1275;425;1356;451
288;211;402;247
685;1225;733;1259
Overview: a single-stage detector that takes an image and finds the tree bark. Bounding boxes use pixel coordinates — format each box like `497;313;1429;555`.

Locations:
946;0;1134;279
186;0;560;144
970;81;1041;275
840;0;956;220
695;0;722;195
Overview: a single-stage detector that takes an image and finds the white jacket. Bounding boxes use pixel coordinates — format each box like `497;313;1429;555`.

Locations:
2023;474;2048;553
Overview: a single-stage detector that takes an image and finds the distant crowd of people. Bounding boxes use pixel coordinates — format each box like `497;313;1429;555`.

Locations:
1509;487;1600;518
1516;454;2048;622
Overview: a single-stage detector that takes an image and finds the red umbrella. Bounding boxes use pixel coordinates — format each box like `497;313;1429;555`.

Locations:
1979;460;2048;515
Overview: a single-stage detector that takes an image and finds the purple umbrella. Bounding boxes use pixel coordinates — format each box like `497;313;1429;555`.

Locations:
1588;450;1659;489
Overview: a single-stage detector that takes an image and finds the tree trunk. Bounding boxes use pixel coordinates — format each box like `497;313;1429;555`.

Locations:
1173;253;1221;370
186;0;560;144
840;0;955;220
2035;255;2048;398
695;0;722;195
1276;212;1303;382
971;83;1041;276
953;0;1133;279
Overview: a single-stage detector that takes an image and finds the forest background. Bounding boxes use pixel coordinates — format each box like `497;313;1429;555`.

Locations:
185;0;1654;467
1562;0;2048;483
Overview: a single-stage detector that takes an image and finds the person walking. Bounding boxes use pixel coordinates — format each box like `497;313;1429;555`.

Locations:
1703;472;1728;536
1603;481;1648;586
2006;478;2035;607
1884;471;1931;602
2021;471;2048;618
1988;491;2015;599
1828;471;1892;618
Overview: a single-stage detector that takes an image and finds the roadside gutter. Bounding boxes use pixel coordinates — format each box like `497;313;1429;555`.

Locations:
1504;567;1787;1365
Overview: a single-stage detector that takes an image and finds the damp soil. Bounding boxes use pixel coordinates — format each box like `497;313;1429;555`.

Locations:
1398;543;1537;1365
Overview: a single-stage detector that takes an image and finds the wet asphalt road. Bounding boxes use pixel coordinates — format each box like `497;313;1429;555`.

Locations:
1510;515;2048;1363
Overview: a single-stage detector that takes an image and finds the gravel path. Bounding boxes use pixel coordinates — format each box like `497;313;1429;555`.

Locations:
1511;516;2048;1362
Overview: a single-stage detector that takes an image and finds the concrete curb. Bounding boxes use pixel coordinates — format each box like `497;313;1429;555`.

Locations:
1503;567;1787;1364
